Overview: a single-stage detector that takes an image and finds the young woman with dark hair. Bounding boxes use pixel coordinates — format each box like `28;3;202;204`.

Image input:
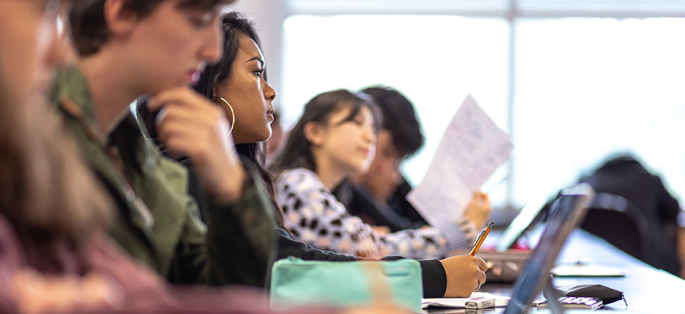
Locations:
0;80;370;311
268;89;489;297
147;11;486;299
137;10;286;229
57;0;287;288
335;86;491;235
269;89;488;260
0;2;400;313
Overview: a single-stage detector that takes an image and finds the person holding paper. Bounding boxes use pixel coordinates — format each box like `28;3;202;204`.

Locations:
270;90;491;261
333;86;491;233
270;89;487;296
0;2;383;313
133;11;485;298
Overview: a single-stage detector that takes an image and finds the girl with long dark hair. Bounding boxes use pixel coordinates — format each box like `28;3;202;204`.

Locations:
139;10;487;298
269;90;488;260
138;10;286;229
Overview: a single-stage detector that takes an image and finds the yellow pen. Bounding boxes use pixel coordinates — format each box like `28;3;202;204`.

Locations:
470;221;494;256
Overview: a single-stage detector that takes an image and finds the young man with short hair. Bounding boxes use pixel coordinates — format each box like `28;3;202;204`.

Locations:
52;0;276;287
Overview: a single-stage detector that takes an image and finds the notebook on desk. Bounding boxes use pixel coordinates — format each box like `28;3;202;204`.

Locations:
423;292;510;310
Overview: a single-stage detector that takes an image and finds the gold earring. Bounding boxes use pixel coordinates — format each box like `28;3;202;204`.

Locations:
213;96;235;135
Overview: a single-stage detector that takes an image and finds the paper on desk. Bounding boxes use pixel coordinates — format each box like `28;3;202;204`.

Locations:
407;95;513;227
422;292;510;309
551;264;626;277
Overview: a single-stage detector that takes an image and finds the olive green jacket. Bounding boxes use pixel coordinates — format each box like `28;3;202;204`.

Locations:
51;67;277;287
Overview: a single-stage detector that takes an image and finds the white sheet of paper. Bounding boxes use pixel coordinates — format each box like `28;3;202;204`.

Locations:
422;292;510;309
407;95;513;227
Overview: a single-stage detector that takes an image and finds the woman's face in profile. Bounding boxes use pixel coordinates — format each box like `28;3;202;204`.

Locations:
0;0;68;105
214;34;277;145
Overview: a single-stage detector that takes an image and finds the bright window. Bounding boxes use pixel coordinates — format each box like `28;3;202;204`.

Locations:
280;6;685;209
513;17;685;205
282;15;510;205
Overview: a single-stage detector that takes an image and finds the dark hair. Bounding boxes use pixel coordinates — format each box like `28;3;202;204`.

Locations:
195;11;265;96
198;11;284;230
137;11;286;230
70;0;236;56
361;86;424;158
270;89;382;176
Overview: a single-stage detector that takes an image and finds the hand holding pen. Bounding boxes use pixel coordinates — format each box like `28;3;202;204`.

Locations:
469;221;493;292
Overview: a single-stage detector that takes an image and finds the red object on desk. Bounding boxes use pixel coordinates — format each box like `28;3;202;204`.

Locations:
481;239;531;252
510;240;531;251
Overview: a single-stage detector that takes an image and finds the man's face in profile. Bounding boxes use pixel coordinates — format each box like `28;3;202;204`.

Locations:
359;129;403;200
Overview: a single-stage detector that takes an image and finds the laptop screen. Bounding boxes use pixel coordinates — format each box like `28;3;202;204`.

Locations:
503;184;594;314
496;197;548;252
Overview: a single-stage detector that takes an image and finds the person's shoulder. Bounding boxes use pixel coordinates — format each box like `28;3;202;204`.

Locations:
116;112;190;186
279;167;316;181
51;66;92;111
277;168;325;192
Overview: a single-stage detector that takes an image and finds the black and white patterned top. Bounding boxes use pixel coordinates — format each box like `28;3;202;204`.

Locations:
275;168;477;259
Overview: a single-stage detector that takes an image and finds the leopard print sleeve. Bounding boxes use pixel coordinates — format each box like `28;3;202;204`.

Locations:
275;168;465;259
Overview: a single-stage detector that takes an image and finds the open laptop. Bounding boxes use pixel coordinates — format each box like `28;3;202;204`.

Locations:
495;196;549;252
474;196;549;282
502;183;594;313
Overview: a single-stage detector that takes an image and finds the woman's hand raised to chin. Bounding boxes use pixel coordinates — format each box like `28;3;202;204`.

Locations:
463;192;491;229
148;87;246;203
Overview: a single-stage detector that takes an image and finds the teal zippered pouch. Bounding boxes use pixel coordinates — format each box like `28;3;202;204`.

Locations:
270;257;422;312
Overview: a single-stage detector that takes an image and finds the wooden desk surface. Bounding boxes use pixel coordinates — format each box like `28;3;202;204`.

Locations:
430;228;685;313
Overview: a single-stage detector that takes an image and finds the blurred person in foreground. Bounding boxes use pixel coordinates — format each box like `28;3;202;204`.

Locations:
0;1;407;314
